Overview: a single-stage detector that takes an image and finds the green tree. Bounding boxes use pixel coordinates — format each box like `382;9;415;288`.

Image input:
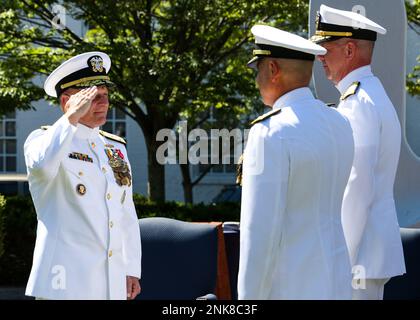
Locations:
406;0;420;96
0;0;308;202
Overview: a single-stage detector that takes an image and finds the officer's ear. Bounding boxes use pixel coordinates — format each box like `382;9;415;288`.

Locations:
344;41;357;60
60;91;70;113
268;59;281;82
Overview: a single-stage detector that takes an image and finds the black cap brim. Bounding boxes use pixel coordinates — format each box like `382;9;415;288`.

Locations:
247;56;261;70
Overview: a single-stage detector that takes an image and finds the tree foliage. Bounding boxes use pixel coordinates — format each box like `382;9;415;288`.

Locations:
406;0;420;96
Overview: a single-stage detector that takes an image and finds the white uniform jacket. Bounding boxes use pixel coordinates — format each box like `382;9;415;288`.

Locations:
238;87;354;299
336;65;405;279
24;115;142;300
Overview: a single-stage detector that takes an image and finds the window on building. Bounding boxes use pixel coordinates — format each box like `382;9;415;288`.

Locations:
193;107;238;177
101;108;127;140
0;111;17;172
196;140;237;176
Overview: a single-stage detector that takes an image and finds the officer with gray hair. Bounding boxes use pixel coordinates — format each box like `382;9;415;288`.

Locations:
311;4;406;300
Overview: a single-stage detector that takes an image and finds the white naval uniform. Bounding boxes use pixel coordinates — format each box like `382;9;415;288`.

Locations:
238;87;354;300
336;66;406;284
24;115;141;300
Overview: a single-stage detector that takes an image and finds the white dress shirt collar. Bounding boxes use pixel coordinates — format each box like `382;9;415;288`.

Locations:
336;65;373;95
272;87;314;111
75;122;100;140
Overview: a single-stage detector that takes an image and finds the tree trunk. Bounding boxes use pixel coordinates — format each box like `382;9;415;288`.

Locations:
146;139;166;202
180;163;193;204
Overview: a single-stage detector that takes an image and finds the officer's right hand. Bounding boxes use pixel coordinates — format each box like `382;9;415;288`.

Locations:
65;86;98;125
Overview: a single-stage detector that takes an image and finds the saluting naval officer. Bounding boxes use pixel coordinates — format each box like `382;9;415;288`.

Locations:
237;25;355;300
311;5;406;300
24;52;142;300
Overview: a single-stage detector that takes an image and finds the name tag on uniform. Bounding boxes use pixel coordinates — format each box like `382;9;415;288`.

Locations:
68;152;93;163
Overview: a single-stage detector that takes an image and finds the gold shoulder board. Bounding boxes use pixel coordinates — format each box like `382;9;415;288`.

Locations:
236;153;244;186
99;130;127;145
250;108;282;126
340;81;361;101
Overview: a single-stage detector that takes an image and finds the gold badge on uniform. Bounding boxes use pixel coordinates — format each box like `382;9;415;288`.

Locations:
76;184;87;195
104;148;132;187
88;55;104;73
